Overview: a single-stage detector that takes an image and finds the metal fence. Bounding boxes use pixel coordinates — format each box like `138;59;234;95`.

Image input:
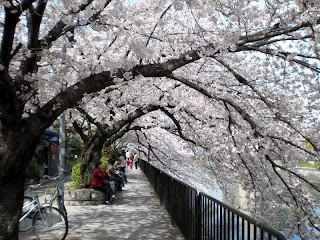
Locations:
139;160;286;240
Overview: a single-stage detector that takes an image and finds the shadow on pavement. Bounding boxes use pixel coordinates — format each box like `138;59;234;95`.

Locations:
20;168;184;240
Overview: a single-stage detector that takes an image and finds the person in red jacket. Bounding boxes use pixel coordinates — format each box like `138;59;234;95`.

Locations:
92;161;116;204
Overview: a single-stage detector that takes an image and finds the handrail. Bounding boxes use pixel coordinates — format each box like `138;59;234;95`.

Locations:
200;191;284;239
139;159;286;240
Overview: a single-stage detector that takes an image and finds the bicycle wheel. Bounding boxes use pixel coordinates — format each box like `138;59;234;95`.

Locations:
19;196;36;232
32;206;68;240
57;196;67;219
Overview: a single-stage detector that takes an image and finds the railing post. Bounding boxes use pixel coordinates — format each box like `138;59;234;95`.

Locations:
0;224;7;240
195;193;202;240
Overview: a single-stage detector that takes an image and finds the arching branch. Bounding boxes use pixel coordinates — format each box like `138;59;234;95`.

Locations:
20;0;47;75
72;121;88;143
166;73;261;136
214;58;319;153
224;102;257;189
242;46;320;73
238;21;314;46
41;1;112;48
75;107;107;135
265;154;320;193
146;4;172;47
159;107;196;144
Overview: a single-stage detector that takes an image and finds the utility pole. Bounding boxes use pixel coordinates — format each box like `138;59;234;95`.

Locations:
59;30;74;196
59;44;67;196
59;112;65;181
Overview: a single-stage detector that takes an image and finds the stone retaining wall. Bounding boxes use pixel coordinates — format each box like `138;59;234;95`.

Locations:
64;189;105;206
64;182;116;206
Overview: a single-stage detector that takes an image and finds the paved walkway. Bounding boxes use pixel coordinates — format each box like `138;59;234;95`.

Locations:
20;168;185;240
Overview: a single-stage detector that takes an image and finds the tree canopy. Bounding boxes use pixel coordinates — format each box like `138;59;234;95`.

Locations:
0;0;320;239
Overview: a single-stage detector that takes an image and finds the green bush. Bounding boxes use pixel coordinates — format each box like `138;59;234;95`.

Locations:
70;156;111;188
100;156;109;171
297;160;320;169
71;162;81;184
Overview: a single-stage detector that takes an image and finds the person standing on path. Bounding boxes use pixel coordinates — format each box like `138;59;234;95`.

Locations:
133;153;139;169
92;161;116;204
129;153;134;169
125;149;131;162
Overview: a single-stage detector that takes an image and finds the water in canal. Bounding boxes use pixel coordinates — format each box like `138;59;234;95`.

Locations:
206;169;320;239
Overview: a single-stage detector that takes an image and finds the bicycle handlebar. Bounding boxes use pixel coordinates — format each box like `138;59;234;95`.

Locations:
29;184;41;190
41;174;59;181
27;174;60;190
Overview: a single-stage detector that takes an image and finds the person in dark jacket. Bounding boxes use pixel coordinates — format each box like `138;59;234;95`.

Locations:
92;161;116;204
107;159;124;191
114;156;127;183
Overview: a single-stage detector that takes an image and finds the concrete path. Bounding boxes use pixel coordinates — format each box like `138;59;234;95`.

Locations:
20;168;185;240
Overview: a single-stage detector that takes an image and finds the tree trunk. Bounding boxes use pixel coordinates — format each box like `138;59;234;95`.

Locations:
0;142;38;240
0;176;25;239
80;134;105;187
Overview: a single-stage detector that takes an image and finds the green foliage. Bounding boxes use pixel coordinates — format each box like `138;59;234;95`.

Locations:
70;156;110;187
69;144;123;187
297;160;320;169
71;162;81;184
66;130;83;162
190;157;198;162
100;156;109;170
64;181;83;190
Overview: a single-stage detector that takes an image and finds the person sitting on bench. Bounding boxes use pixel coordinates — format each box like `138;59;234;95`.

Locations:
92;161;116;204
107;159;124;191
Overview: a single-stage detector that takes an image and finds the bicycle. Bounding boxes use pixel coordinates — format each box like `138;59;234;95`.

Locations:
19;175;68;240
42;175;68;219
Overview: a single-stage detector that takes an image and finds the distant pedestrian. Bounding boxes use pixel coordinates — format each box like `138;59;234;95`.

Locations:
129;153;134;169
133;153;138;169
125;149;131;161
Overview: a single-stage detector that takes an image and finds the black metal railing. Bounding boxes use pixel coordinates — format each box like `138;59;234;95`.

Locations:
0;224;7;240
139;160;286;240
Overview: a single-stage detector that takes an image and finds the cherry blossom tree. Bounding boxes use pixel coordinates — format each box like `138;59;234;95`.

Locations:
0;0;319;239
72;104;167;187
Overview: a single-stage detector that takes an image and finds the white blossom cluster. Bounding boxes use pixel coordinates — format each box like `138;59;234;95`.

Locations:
1;0;320;238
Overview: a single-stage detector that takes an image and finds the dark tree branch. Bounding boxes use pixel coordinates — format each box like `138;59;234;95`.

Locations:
76;107;107;135
268;134;317;156
238;21;314;46
20;0;47;75
166;73;261;136
265;155;300;208
214;57;275;110
224;102;257;189
215;58;319;153
9;42;22;61
41;1;112;48
146;4;172;47
265;154;320;193
0;0;37;66
242;46;320;73
159;107;196;144
72;121;88;143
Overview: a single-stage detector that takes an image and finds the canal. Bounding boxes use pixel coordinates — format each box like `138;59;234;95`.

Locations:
205;168;320;239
